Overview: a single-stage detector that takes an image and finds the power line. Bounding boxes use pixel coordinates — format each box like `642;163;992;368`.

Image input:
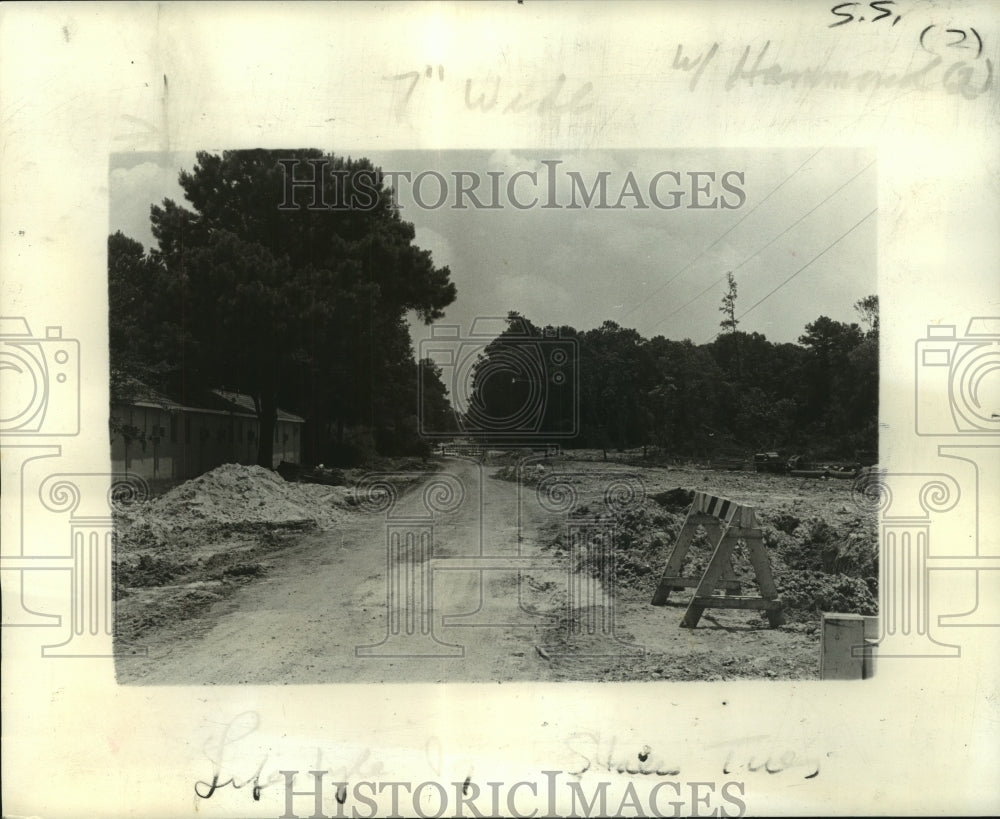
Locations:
620;147;824;324
647;159;875;336
735;205;878;324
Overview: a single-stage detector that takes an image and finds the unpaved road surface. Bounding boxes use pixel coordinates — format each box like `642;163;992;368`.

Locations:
116;457;824;684
119;457;579;684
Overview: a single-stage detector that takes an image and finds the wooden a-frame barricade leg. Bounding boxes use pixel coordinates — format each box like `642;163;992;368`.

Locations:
650;492;785;628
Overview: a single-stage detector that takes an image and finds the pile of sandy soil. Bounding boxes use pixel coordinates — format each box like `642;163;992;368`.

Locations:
118;463;351;538
114;465;356;642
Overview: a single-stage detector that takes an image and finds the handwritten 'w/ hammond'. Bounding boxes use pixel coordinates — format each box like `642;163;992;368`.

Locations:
675;40;992;100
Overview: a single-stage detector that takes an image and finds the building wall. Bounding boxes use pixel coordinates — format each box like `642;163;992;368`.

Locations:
273;418;302;465
110;405;302;480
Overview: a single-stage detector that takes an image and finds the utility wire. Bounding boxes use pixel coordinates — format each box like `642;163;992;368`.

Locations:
647;159;875;335
620;147;824;323
734;206;878;324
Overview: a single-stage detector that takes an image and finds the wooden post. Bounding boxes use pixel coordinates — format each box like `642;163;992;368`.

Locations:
861;615;878;679
820;613;866;680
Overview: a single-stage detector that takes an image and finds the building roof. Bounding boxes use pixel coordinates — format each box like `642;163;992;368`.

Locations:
116;384;304;423
128;386;187;412
212;390;305;423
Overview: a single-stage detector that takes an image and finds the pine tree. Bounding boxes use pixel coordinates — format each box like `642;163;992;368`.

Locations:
138;149;456;466
719;271;739;334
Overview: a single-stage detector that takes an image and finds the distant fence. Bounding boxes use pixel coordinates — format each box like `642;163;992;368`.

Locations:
438;443;561;459
438;444;487;458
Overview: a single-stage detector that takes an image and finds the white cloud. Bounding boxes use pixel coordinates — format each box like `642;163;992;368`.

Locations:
494;273;574;327
109;157;192;250
412;225;455;271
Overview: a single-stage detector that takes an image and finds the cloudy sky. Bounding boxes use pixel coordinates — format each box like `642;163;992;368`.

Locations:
110;147;876;354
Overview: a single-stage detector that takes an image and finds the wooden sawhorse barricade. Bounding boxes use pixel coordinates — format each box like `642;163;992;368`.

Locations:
651;491;785;628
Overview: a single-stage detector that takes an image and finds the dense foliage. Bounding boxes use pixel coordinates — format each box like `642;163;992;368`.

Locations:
464;302;877;460
109;150;456;466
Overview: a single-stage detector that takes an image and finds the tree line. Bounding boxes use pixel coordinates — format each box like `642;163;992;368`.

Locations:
463;294;877;461
109;149;877;467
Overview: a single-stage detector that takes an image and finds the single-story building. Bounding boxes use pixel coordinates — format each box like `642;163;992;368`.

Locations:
110;386;304;480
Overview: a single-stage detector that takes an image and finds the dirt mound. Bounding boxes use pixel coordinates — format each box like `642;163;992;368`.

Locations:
276;460;347;486
539;467;879;626
114;464;352;644
118;463;350;537
563;500;684;589
491;464;547;486
775;570;877;621
650;488;695;511
763;516;878;595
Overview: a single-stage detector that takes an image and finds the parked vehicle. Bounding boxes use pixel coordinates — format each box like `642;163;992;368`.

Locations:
753;451;787;473
787;454;862;478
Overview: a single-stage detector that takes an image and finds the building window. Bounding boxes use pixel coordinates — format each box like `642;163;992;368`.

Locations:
184;415;191;444
170;414;178;443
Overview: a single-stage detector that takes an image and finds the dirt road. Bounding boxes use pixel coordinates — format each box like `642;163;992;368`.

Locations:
117;457;822;684
118;457;578;684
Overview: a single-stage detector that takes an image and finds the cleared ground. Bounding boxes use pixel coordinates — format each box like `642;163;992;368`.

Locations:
114;454;876;684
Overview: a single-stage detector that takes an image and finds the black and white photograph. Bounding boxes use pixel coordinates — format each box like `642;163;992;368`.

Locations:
108;148;879;684
2;2;998;817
